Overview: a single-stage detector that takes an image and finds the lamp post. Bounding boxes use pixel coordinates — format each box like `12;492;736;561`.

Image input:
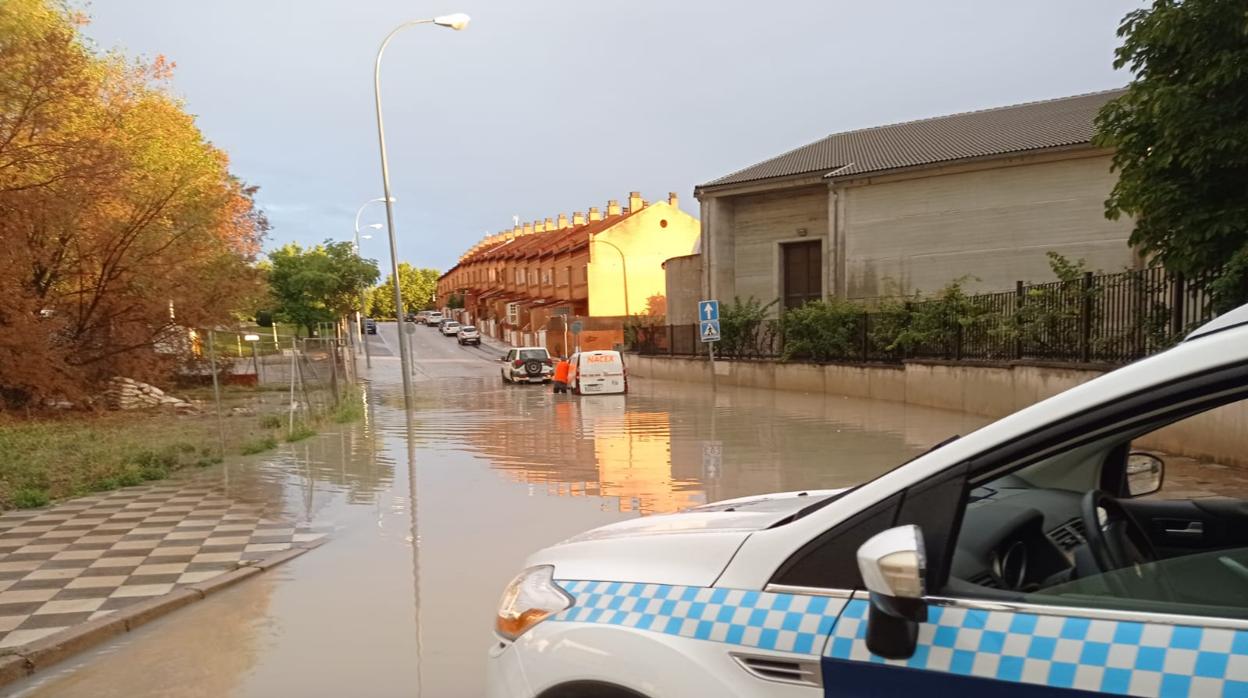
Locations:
593;238;630;317
373;12;470;407
354;198;389;369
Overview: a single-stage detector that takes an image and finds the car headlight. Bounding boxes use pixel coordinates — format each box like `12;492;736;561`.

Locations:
495;565;574;641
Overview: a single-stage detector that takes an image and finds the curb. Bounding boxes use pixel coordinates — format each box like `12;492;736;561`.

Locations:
0;538;326;689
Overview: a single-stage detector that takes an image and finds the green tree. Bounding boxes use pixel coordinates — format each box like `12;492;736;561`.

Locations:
369;264;439;317
266;241;379;335
1095;0;1248;311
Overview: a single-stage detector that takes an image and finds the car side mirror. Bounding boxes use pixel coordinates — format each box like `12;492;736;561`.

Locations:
856;525;927;659
1126;452;1164;497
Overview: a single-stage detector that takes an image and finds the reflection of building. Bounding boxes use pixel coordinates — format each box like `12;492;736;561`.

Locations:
436;192;699;353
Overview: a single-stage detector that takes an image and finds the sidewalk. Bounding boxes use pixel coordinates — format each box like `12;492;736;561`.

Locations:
0;476;327;683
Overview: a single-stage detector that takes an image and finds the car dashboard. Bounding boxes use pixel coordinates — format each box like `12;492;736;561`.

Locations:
947;485;1089;597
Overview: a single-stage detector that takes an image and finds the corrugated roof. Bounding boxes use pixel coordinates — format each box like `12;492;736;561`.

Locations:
702;89;1124;188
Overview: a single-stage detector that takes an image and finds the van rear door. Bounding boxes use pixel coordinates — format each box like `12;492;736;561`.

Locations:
573;351;625;395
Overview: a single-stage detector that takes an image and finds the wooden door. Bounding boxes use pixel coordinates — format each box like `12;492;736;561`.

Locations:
782;240;822;309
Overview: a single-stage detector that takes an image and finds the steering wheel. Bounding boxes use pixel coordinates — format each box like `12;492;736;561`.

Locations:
1080;489;1158;575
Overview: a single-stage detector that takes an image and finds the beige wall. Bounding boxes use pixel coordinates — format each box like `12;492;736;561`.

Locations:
587;203;699;317
625;355;1248;468
839;152;1136;298
729;186;828;307
663;254;703;325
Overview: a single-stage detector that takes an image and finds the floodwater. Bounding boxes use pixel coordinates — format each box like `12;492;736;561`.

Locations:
7;323;991;697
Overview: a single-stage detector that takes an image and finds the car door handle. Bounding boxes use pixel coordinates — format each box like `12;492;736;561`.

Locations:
1163;521;1204;537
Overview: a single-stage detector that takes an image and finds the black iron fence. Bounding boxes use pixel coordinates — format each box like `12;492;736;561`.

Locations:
633;267;1218;366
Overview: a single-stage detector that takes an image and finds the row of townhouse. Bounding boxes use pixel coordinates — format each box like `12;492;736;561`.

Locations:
436;191;699;355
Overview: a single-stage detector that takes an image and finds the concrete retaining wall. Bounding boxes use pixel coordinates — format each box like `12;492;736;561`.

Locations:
625;354;1248;467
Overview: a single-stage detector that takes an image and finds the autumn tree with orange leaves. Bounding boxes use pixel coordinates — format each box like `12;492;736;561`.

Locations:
0;0;267;407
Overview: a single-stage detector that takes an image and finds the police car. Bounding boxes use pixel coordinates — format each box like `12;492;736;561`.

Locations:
488;304;1248;698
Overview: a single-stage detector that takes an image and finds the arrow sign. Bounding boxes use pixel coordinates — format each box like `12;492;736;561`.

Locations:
699;299;719;322
700;319;721;343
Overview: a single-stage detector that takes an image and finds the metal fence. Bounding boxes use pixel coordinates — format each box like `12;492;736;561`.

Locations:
634;267;1219;366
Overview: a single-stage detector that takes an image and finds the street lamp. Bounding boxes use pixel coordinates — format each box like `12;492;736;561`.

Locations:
374;13;471;407
354;199;391;369
593;238;630;317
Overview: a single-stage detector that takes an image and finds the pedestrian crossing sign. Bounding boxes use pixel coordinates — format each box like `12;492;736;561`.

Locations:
700;319;721;343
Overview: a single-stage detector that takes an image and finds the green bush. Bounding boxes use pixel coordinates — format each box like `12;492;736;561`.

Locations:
286;423;317;442
240;437;278;455
779;298;864;361
720;297;777;358
259;414;283;429
12;488;49;509
331;401;363;424
116;468;145;487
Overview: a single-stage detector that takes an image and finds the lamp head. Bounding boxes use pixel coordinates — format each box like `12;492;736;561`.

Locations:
433;13;470;30
368;223;383;230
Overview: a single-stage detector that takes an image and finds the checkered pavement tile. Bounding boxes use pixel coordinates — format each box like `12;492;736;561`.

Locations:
552;580;847;655
0;483;329;650
826;599;1248;697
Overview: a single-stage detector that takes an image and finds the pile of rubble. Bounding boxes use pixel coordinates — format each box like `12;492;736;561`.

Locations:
105;377;196;413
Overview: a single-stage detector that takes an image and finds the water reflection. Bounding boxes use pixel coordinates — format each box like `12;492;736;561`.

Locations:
398;376;987;514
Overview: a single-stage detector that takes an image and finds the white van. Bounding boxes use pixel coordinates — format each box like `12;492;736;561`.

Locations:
567;350;626;395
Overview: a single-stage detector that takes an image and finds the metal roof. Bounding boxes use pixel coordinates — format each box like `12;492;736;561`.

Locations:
702;89;1125;189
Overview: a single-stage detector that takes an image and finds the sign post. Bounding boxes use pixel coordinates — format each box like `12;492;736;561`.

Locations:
698;300;720;388
571;319;584;354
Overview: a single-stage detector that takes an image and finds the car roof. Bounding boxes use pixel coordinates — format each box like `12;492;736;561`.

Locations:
1186;302;1248;341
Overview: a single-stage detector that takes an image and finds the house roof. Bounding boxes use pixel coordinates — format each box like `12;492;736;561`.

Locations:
701;89;1124;189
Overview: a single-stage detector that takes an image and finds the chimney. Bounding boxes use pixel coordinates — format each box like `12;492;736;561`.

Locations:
588;207;602;222
512;224;522;236
606;199;621;217
534;220;546;233
523;222;534;235
628;191;643;213
668;191;679;207
572;211;586;226
545;217;555;231
557;213;569;229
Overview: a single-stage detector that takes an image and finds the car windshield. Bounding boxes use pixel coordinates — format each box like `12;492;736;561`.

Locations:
518;350;547;360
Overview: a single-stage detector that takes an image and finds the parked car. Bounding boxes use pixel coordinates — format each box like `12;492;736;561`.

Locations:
414;310;433;325
426;312;444;327
364;318;377;335
487;303;1248;698
500;348;553;384
567;350;626;395
457;325;481;346
405;311;418;322
439;321;461;336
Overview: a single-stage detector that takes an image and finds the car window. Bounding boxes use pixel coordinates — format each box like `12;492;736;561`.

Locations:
945;395;1248;621
518;350;547;360
461;326;475;331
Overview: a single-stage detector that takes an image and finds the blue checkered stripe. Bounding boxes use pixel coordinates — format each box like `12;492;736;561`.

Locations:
827;599;1248;697
552;580;847;655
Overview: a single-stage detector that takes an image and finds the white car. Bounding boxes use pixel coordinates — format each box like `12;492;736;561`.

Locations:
440;321;461;336
568;350;627;395
487;304;1248;698
501;348;553;384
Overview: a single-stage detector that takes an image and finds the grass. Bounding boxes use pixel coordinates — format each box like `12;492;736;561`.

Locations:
285;423;317;442
0;385;368;511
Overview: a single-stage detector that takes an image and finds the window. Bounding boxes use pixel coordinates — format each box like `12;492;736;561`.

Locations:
781;240;822;309
942;389;1248;620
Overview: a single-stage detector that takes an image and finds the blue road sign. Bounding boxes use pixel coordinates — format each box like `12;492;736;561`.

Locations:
700;319;721;343
698;299;719;322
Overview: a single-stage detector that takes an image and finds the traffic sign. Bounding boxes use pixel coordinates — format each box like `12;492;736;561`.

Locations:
700;319;721;342
571;320;583;334
698;299;719;322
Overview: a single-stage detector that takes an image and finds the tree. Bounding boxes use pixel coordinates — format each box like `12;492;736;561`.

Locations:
1095;0;1248;311
266;242;379;336
369;264;439;317
0;0;268;405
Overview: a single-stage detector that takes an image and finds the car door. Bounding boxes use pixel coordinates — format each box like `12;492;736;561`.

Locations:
820;370;1248;697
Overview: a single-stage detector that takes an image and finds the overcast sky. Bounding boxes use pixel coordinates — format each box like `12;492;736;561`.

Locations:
81;1;1141;272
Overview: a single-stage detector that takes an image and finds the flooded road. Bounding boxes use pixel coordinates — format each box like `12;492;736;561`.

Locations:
7;323;989;697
